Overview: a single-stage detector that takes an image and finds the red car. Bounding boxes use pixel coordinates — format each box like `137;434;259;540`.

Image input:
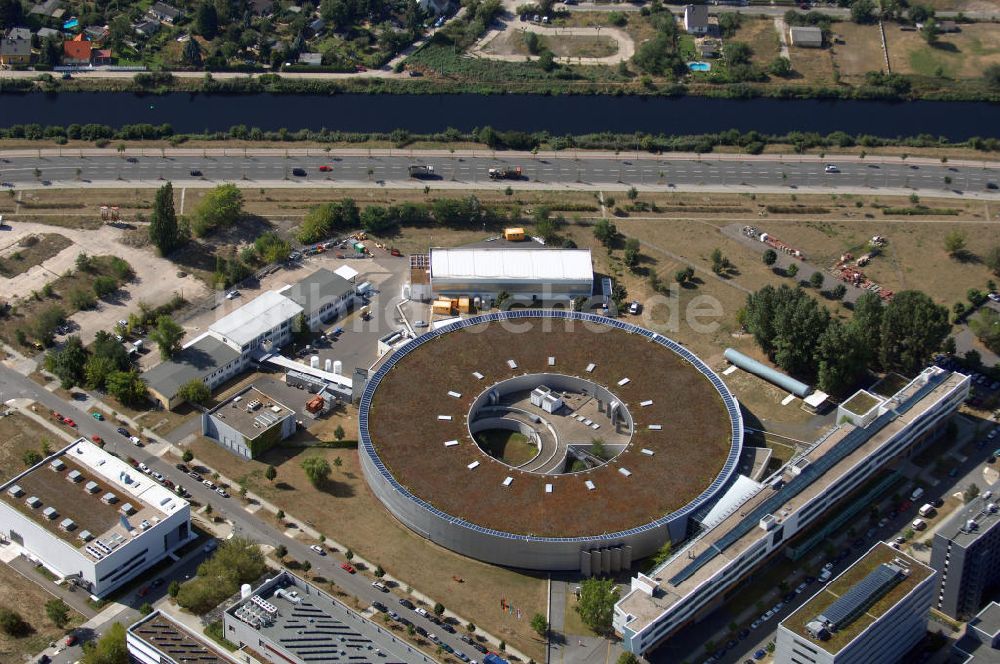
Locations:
91;435;103;445
341;563;356;574
319;165;333;172
63;418;76;427
64;634;77;647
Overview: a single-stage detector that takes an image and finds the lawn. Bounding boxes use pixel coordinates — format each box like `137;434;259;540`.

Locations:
732;17;780;68
830;22;885;81
0;411;61;482
186;437;548;660
474;430;539;466
786;41;836;85
0;233;72;278
888;23;1000;79
0;564;83;662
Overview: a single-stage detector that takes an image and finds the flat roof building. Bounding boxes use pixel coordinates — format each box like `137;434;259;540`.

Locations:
202;385;296;459
0;438;191;596
223;571;437;664
614;367;969;655
429;247;593;301
930;480;1000;619
775;543;935;664
954;601;1000;663
209;290;303;352
144;334;242;410
128;610;236;664
278;268;356;332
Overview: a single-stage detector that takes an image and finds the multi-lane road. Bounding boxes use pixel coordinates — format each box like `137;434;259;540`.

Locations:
0;365;483;663
2;150;1000;196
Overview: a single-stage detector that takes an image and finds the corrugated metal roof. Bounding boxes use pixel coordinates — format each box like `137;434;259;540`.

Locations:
209;291;302;347
430;248;592;282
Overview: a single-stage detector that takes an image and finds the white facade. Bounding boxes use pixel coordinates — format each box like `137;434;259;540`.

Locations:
684;4;708;34
0;439;191;596
209;290;303;352
429;247;593;300
615;368;970;655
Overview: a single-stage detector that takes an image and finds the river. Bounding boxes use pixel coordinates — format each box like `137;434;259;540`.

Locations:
0;92;998;138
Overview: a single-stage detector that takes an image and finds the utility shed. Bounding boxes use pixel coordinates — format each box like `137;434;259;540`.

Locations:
790;26;823;47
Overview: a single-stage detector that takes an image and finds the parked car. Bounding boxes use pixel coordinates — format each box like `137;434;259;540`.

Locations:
372;601;388;612
64;634;77;647
399;598;415;610
129;436;142;446
138;463;150;474
63;418;76;427
151;472;164;482
188;471;202;481
92;412;104;420
216;487;229;498
440;622;456;633
117;427;129;436
176;463;189;472
310;545;326;555
415;607;428;617
413;320;429;328
372;581;388;592
341;563;356;573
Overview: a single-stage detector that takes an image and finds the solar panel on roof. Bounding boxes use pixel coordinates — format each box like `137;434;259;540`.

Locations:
817;562;905;631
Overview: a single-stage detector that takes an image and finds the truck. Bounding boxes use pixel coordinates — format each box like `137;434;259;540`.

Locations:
408;164;435;178
488;165;523;180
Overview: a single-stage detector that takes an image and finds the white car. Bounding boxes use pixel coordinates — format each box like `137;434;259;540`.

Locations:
138;463;150;474
226;290;240;300
824;164;840;173
988;292;1000;302
310;545;326;556
151;472;164;482
751;619;762;629
413;320;429;329
129;436;142;446
415;607;429;617
795;583;807;594
372;581;388;592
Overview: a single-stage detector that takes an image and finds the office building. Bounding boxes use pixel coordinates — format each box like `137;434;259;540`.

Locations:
954;601;1000;663
278;267;357;332
0;438;191;596
930;480;1000;619
202;385;296;459
127;610;236;663
774;543;935;664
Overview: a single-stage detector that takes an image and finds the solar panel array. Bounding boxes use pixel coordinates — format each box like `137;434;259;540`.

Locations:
134;616;226;663
357;309;744;544
818;562;905;631
668;370;947;586
274;599;388;663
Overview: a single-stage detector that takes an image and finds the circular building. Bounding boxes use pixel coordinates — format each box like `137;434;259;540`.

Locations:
359;310;742;572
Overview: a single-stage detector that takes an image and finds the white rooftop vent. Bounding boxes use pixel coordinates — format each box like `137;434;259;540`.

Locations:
444;440;459;447
140;520;151;531
648;424;662;431
545;483;553;493
759;514;777;531
618;468;632;477
448;391;461;398
586;363;596;373
967;519;979;531
507;359;518;369
640;400;653;407
641;448;654;456
437;415;453;421
121;503;135;515
618;378;630;386
584;480;596;491
7;484;23;498
85;481;99;494
467;461;480;470
50;459;66;471
502;477;513;487
102;492;117;504
548;356;555;366
25;496;41;508
59;518;75;531
66;470;82;482
985;491;994;501
42;506;57;520
78;530;93;542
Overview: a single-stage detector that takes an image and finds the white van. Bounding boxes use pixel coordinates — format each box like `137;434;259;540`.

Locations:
912;518;927;531
918;504;936;518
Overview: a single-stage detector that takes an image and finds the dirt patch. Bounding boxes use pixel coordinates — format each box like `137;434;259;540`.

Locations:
0;411;61;481
831;22;885;81
887;23;1000;79
734;17;781;66
0;233;72;278
0;563;83;662
186;437;548;660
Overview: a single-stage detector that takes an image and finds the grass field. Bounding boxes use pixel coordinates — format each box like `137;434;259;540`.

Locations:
888;23;1000;79
787;40;836;85
474;430;538;466
0;411;60;482
0;564;83;662
830;22;885;81
0;233;72;278
186;437;548;660
733;18;780;68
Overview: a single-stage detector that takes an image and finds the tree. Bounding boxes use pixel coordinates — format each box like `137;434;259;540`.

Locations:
150;315;184;360
970;308;1000;354
23;450;42;467
623;238;640;270
45;335;88;389
965;483;981;503
576;578;620;634
593;219;618;247
182;449;194;462
334;425;345;442
768;56;792;77
276;509;285;521
375;565;385;578
81;622;127;664
618;653;640;664
530;613;548;637
195;1;219;38
674;266;695;285
743;285;831;377
762;249;777;266
183;38;203;67
84;355;117;391
921;17;940;44
433;602;445;616
851;0;876;23
523;31;541;54
105;370;148;407
831;284;848;300
852;291;884;356
301;457;331;486
45;598;70;628
0;0;25;30
149;183;180;255
944;229;967;257
786;263;799;279
986;245;1000;276
93;276;118;299
192;184;243;237
177;379;211;405
537;49;556;72
0;608;29;636
302;560;312;573
266;465;277;482
810;271;825;290
168;580;181;598
816;321;869;395
879;290;951;375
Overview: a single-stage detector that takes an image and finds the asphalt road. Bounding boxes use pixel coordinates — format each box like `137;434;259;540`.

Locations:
0;366;480;663
2;153;1000;195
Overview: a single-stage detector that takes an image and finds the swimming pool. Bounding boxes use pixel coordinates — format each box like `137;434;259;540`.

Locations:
63;17;79;29
688;61;711;72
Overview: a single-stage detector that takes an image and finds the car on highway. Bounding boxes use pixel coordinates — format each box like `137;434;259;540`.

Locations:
341;562;356;573
310;545;326;555
319;165;333;172
117;427;129;436
292;168;307;177
92;412;104;420
399;598;415;610
189;169;202;176
824;164;840;173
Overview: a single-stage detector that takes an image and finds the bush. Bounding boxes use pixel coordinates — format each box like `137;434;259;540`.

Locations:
175;537;265;614
69;289;97;310
0;608;30;636
93;275;118;298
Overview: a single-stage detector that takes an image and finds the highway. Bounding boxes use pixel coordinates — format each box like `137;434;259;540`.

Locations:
2;149;1000;196
0;366;483;662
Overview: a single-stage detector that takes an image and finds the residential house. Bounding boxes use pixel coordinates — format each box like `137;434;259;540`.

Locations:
134;19;160;37
0;28;32;66
683;4;709;35
147;2;182;24
83;25;109;43
418;0;451;15
250;0;274;15
297;52;322;66
63;34;93;65
307;17;325;35
789;25;823;47
36;27;63;40
29;0;64;18
92;48;111;65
